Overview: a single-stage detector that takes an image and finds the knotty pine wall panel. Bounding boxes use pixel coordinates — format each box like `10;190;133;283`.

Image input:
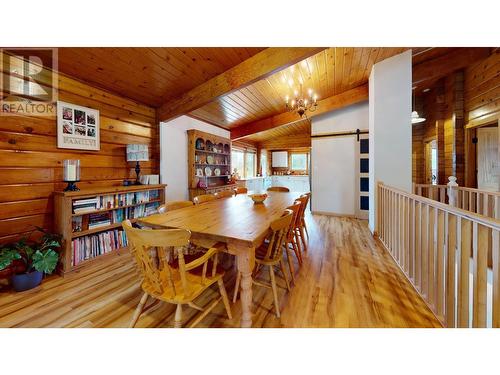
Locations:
465;49;500;124
0;56;159;243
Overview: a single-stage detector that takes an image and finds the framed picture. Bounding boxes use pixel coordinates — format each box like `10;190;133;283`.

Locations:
57;101;100;151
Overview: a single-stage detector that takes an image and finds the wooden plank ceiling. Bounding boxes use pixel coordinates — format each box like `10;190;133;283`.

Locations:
189;47;423;129
57;47;266;107
55;47;479;146
242;118;311;144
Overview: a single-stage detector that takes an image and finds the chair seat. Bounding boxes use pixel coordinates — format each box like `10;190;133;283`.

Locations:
142;270;222;304
254;243;282;265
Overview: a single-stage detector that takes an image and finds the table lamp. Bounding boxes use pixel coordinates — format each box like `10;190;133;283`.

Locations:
126;144;149;184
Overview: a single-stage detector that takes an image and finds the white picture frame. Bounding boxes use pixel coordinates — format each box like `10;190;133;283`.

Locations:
57;100;100;151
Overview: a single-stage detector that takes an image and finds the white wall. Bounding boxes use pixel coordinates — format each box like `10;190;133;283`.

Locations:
311;101;368;215
160;116;230;201
368;50;412;232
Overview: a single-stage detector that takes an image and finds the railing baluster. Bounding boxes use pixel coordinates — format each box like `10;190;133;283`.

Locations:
428;206;436;308
415;201;422;290
446;214;457;327
437;209;445;319
493;227;500;328
422;204;429;298
472;223;489;328
458;218;471;327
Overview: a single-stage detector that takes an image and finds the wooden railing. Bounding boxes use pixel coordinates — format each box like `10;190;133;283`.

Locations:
413;182;500;219
377;182;500;327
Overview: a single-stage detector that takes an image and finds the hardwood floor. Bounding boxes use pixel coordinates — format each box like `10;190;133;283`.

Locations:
0;215;441;328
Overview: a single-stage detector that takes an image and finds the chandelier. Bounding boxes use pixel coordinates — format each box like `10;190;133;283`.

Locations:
285;84;318;117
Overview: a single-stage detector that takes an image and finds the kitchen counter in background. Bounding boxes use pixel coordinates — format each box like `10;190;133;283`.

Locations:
237;175;310;192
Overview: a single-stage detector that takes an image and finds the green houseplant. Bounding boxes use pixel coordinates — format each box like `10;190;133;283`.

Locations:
0;227;61;292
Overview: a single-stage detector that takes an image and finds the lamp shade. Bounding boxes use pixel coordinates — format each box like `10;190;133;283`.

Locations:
126;144;149;161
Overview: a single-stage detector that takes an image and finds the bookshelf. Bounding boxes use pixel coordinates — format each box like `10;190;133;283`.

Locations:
187;129;235;200
54;184;166;274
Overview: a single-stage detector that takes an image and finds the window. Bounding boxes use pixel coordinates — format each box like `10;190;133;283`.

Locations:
231;150;244;178
231;149;256;178
260;151;267;177
290;153;308;171
245;152;256;178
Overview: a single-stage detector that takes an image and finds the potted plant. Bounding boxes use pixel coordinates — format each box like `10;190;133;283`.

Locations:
0;227;61;292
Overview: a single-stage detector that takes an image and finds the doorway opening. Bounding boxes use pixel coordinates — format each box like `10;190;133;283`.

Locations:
424;139;438;185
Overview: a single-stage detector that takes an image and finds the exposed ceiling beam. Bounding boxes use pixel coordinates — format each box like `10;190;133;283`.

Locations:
231;84;369;140
412;47;490;87
158;47;326;123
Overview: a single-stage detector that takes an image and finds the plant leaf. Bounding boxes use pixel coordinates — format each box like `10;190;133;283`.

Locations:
0;249;21;271
32;249;59;274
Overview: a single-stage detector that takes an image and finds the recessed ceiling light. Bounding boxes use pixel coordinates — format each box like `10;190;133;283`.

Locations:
423;88;430;93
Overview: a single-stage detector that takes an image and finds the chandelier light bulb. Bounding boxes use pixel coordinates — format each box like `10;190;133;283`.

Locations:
294;89;298;97
285;95;289;103
308;88;313;97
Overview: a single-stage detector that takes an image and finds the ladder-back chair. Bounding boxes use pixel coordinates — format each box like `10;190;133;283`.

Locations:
267;186;290;192
123;220;232;328
158;200;193;214
193;194;216;205
214;190;234;199
234;187;248;195
233;210;293;317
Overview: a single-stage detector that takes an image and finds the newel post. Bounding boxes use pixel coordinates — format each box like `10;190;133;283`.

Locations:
447;176;458;207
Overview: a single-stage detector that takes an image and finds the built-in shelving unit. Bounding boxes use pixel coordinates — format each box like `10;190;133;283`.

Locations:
54;184;166;274
187;129;235;200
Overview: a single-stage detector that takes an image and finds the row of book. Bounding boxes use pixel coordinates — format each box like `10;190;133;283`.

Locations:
72;202;160;232
71;229;128;266
111;202;159;222
72;190;160;214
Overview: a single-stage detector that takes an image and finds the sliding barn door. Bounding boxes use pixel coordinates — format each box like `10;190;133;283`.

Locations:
477;127;499;191
356;134;369;219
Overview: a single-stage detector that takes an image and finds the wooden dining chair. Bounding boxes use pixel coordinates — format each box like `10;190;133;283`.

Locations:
267;186;290;192
193;194;216;205
123;220;232;328
283;202;303;284
300;192;311;238
158;200;193;214
214;190;234;199
294;196;309;252
234;187;248;195
232;210;293;318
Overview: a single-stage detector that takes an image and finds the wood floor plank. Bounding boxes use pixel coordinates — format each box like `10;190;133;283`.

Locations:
0;215;441;328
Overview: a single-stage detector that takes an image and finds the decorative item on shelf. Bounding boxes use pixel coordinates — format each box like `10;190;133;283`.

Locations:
217;142;223;153
207;155;214;164
214;168;221;176
195;138;205;150
197;179;207;189
126;144;149;185
204;166;212;176
285;82;318;118
206;140;213;152
196;168;203;177
63;159;80;191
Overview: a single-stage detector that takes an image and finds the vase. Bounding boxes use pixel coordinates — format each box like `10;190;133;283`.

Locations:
11;270;43;292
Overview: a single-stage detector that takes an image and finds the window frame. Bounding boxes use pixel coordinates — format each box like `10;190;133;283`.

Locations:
289;151;309;173
231;147;257;178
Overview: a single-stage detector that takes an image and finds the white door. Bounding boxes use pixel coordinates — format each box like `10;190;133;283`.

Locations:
477;127;499;191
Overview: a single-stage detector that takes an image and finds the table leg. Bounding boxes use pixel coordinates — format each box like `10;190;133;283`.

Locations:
234;244;255;328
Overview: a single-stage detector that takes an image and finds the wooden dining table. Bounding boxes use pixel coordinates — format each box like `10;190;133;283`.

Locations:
139;191;303;327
